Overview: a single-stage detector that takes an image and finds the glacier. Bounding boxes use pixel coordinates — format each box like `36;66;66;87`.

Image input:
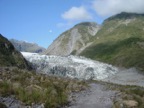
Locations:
21;52;118;80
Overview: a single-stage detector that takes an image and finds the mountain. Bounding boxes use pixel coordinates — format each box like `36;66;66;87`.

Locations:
0;34;30;69
45;22;100;56
10;39;46;53
80;12;144;71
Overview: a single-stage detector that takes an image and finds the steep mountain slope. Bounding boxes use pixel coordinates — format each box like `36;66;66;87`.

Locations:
45;22;100;56
10;39;46;53
0;34;30;69
80;12;144;71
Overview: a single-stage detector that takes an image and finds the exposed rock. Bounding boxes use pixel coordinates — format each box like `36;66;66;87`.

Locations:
0;96;44;108
137;42;144;49
45;22;100;56
123;100;138;108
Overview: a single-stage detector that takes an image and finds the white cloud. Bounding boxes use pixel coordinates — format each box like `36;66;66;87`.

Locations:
92;0;144;17
62;6;92;21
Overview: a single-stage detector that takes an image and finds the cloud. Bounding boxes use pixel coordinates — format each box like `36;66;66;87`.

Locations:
92;0;144;17
61;6;92;21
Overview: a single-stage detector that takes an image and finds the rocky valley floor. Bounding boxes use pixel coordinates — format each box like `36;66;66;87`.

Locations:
1;53;144;108
0;67;144;108
65;81;144;108
65;83;118;108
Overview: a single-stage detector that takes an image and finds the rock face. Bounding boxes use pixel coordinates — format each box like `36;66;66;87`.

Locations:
45;22;100;56
0;96;44;108
123;100;138;107
10;39;46;53
0;34;30;69
22;52;118;80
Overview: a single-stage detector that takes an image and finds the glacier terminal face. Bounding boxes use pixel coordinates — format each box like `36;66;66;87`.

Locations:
21;52;118;80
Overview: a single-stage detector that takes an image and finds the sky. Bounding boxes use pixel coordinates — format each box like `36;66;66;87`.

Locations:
0;0;144;48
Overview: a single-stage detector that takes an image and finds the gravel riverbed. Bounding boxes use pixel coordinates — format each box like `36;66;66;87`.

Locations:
65;83;119;108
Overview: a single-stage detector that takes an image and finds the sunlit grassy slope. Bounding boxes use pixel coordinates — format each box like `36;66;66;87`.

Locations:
0;68;87;108
80;12;144;71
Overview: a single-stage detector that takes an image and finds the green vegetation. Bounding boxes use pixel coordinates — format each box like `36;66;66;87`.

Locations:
0;103;7;108
0;67;87;107
80;13;144;71
106;12;144;21
0;34;30;69
81;37;144;70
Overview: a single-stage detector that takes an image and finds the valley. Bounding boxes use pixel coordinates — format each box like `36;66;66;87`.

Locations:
22;52;144;87
20;52;144;108
1;12;144;108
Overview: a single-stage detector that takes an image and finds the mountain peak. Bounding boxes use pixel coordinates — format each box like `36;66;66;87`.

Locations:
106;12;144;21
45;21;101;56
10;39;46;53
74;22;98;27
